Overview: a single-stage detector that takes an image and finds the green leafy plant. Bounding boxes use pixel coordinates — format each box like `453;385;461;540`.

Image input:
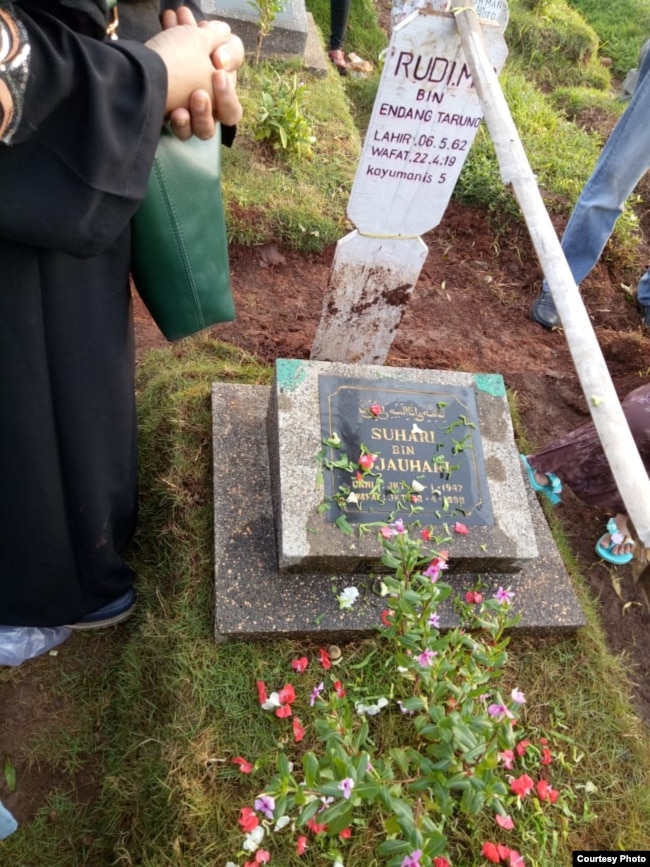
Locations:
224;521;591;866
254;73;316;159
248;0;286;66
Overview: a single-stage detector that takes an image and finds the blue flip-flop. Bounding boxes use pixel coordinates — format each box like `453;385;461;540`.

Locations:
595;517;634;565
519;455;562;505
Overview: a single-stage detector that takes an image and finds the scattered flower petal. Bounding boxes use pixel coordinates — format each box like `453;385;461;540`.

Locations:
337;586;359;609
310;682;324;706
319;648;332;670
510;774;534;797
242;824;265;851
481;842;501;863
488;703;515;721
496;813;515;830
499;749;515;770
358;453;378;471
232;756;254;774
256;681;268;704
278;684;296;705
411;479;425;492
333;680;346;698
510;688;525;704
290;656;309;673
433;859;450;867
339;827;352;839
292;716;305;743
465;590;483;604
296;835;308;855
273;815;290;832
275;704;292;719
536;779;559;803
453;521;469;535
515;739;531;757
239;807;259;833
306;817;327;834
421;527;431;541
541;746;553;766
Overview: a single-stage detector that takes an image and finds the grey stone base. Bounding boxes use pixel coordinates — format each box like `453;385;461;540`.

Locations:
212;383;585;641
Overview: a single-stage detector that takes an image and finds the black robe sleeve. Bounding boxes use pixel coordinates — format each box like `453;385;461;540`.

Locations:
0;0;168;257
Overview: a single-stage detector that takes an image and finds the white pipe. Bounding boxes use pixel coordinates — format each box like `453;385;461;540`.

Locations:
451;1;650;546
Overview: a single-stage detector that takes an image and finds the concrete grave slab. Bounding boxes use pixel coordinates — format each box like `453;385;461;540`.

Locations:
212;362;585;641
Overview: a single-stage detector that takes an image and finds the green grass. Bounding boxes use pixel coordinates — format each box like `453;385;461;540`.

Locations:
566;0;650;77
3;341;650;865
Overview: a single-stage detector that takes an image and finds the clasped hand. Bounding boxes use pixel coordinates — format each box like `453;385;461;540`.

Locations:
146;6;244;140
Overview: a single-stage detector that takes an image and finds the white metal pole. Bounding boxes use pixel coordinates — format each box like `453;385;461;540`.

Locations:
451;0;650;546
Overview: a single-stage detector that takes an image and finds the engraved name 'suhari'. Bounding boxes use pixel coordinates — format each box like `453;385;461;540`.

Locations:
369;426;437;444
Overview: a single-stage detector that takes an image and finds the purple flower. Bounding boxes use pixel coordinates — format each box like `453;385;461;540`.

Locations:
511;687;526;704
338;777;355;799
488;702;514;721
417;649;437;667
392;518;407;534
310;682;324;706
254;794;275;820
428;613;441;629
401;851;422;867
494;586;514;605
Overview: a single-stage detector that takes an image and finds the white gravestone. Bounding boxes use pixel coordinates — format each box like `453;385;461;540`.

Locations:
311;9;507;364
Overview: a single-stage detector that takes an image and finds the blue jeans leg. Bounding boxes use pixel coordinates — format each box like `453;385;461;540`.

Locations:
542;47;650;295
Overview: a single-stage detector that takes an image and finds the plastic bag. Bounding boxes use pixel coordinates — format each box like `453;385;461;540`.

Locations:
0;625;72;667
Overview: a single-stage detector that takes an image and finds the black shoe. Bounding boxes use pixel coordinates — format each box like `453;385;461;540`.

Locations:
531;289;560;329
66;587;136;630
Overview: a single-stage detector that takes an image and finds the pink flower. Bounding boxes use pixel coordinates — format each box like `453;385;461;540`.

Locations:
306;817;327;834
510;774;534;797
339;827;352;839
401;850;422;867
499;749;515;770
256;680;268;704
417;649;437;667
232;756;254;774
428;613;441;628
510;688;525;704
508;850;526;867
338;777;355;799
238;807;259;832
296;835;308;855
380;525;395;539
310;682;324;706
494;586;515;605
488;703;515;721
358;453;377;471
536;779;559;803
278;684;296;704
433;859;450;867
465;590;483;604
496;814;515;830
244;850;271;867
453;521;468;535
254;795;275;820
424;556;448;582
515;739;530;757
290;656;309;673
319;648;332;670
369;403;383;416
292;717;305;743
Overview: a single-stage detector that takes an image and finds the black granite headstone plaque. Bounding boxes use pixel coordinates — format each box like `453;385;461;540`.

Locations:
319;375;493;527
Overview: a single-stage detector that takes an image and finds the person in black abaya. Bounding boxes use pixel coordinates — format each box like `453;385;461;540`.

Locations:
0;0;242;628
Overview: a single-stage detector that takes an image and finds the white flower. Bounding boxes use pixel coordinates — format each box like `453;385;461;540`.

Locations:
412;423;425;434
242;825;265;852
411;479;425;492
346;491;359;505
334;861;345;867
261;691;281;710
356;697;388;716
273;815;291;832
337;586;359;609
397;665;409;673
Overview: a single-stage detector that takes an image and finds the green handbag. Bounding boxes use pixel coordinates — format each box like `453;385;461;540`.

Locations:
130;124;235;342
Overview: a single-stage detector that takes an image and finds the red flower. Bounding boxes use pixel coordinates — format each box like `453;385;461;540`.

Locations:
290;656;309;673
319;648;332;670
465;590;483;604
369;403;382;416
421;528;431;541
355;471;364;482
453;521;469;535
358;453;377;471
339;827;352;839
540;746;553;765
238;806;259;833
333;680;346;698
510;774;534;797
434;859;450;867
536;779;559;803
306;817;328;834
275;704;292;719
232;756;253;774
278;683;296;705
292;716;305;742
481;842;501;863
256;680;268;704
380;609;393;627
296;835;308;855
515;739;530;757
